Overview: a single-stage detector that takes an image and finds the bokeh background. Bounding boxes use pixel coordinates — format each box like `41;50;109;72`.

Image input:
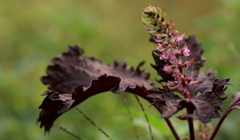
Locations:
0;0;240;139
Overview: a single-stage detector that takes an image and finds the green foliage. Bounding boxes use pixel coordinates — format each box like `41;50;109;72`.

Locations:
0;0;240;139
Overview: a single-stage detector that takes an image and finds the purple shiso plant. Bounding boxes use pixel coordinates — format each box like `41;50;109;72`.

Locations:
38;5;240;140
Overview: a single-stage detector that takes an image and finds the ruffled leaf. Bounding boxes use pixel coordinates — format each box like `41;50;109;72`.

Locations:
229;92;240;110
148;86;183;118
221;92;240;118
188;70;217;97
38;45;156;132
42;45;154;94
148;78;230;123
38;91;74;132
188;78;229;123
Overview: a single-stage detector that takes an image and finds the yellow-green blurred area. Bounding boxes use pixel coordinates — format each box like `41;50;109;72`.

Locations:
0;0;240;139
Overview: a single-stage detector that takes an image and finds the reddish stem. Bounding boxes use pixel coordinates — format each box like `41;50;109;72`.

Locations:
164;118;181;140
207;115;227;140
155;104;180;140
208;107;232;140
187;104;195;140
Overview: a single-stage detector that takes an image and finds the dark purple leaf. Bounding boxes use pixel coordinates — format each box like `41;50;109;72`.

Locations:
189;78;229;123
188;69;217;97
226;92;240;113
38;91;74;132
148;78;230;123
148;86;183;118
42;45;155;93
38;45;156;132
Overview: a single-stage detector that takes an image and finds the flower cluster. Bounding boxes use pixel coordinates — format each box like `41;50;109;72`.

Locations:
142;5;194;97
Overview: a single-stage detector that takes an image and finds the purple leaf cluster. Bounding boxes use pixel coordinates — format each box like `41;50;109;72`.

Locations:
37;5;240;140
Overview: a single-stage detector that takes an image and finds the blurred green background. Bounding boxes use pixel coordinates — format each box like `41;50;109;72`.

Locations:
0;0;240;139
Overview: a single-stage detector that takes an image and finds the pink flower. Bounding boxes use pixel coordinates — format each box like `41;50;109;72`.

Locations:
167;39;173;44
170;58;178;65
156;34;161;40
166;81;174;86
178;87;184;92
173;73;180;80
160;53;170;60
172;30;179;36
168;51;175;57
157;43;166;50
175;36;183;43
168;51;178;65
185;61;191;67
183;47;190;56
187;77;193;81
163;65;172;72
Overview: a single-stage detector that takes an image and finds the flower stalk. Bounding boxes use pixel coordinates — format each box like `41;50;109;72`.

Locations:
142;5;194;98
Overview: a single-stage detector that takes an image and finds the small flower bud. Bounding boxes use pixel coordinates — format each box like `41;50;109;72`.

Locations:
185;61;191;67
167;39;173;44
171;30;179;36
183;47;190;56
187;77;193;81
175;36;183;43
156;34;161;40
173;73;180;80
166;81;174;86
178;87;184;92
170;57;178;65
157;43;166;50
163;65;172;72
160;53;170;60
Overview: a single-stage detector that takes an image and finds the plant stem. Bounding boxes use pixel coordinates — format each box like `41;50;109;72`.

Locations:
164;118;181;140
134;95;154;140
187;106;195;140
155;104;180;140
123;99;139;140
208;110;229;140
